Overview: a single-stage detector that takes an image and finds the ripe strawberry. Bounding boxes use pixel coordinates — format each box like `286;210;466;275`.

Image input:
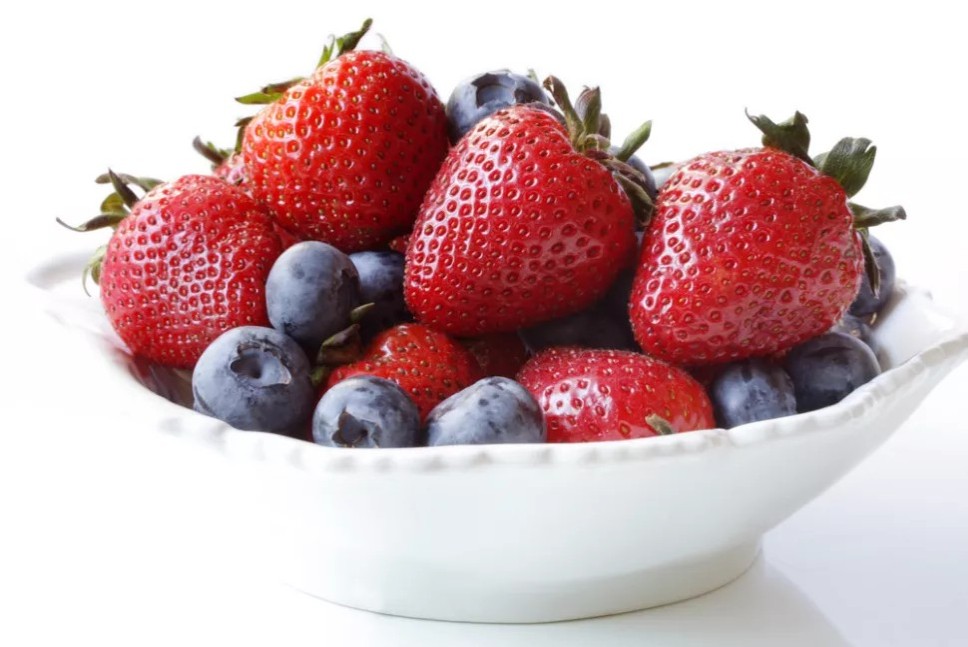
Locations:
460;333;530;379
240;19;449;252
516;348;714;443
61;172;283;368
327;323;482;419
630;112;905;366
404;78;654;336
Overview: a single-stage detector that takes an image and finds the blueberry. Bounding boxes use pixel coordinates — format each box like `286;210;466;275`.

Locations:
709;359;797;428
192;326;315;434
849;235;896;318
313;376;421;448
830;313;879;356
349;250;412;340
608;147;658;202
785;332;881;413
446;70;551;143
266;241;361;353
426;377;545;446
520;306;637;353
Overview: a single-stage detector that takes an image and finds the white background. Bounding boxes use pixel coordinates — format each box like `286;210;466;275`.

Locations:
2;1;967;645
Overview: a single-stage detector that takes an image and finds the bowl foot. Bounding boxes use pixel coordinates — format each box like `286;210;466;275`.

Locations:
283;539;762;624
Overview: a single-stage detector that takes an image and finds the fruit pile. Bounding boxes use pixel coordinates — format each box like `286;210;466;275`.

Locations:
63;19;905;448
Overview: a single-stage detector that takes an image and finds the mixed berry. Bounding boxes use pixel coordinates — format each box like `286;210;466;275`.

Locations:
62;19;906;448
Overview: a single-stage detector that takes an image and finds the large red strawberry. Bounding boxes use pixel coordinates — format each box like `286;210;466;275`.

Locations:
327;323;482;419
630;112;905;366
404;79;653;336
516;347;714;443
62;172;283;368
240;19;449;252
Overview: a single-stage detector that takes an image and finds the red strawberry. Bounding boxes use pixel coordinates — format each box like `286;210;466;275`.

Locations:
460;333;530;379
517;347;714;443
404;79;653;336
240;19;449;252
630;112;905;366
62;172;283;368
327;323;482;419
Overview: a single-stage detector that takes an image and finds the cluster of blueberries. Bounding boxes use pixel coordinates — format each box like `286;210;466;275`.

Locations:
191;240;546;448
190;69;896;447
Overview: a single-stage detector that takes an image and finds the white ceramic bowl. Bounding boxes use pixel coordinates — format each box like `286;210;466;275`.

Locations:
26;251;968;623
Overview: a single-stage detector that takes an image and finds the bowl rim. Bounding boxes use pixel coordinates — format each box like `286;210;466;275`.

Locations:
25;250;968;474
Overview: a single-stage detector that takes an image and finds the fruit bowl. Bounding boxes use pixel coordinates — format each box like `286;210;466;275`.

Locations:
26;250;968;623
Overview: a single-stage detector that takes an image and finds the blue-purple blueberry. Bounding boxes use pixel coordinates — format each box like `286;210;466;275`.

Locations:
426;377;545;446
785;332;881;413
446;70;551;143
313;376;421;448
710;359;797;428
192;326;315;434
849;235;895;318
349;250;412;340
266;241;360;353
830;313;879;356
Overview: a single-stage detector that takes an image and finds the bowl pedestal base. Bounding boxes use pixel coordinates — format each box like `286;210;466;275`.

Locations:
281;540;762;624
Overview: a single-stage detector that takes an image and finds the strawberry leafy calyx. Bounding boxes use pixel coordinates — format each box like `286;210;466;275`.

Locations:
318;18;373;67
310;303;375;387
543;75;656;226
748;110;906;297
56;170;162;294
233;19;373;106
192;136;234;167
746;110;813;165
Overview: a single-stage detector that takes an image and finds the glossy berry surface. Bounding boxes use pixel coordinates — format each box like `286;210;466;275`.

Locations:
709;359;797;428
99;175;283;368
243;50;449;252
426;377;545;446
405;106;637;336
192;326;315;434
349;250;412;340
327;323;482;420
266;241;360;352
849;235;895;318
785;331;881;413
630;148;863;365
313;376;421;448
517;348;714;443
445;70;551;143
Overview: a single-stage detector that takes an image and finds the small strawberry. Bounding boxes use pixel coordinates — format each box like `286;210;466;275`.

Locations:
630;112;905;366
193;137;248;186
460;333;530;379
516;348;714;443
240;19;449;252
327;323;482;419
60;172;283;368
404;78;654;336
